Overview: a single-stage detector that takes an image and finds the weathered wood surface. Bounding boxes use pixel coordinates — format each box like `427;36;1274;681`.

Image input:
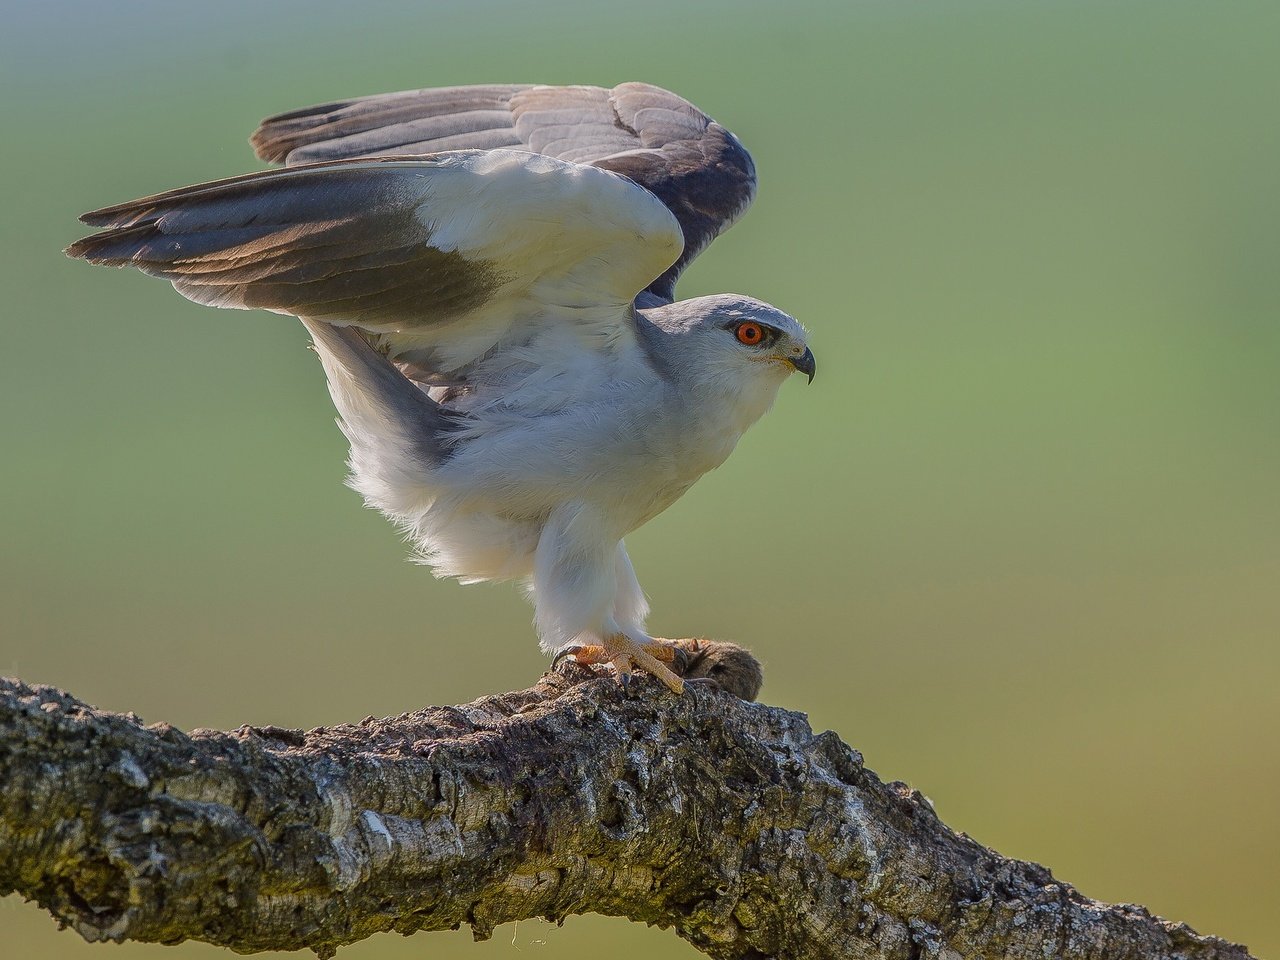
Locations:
0;653;1256;959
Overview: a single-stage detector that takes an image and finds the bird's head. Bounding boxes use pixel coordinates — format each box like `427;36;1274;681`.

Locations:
645;292;814;386
641;294;813;434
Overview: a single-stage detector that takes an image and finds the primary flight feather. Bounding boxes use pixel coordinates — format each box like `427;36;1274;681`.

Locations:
68;82;815;696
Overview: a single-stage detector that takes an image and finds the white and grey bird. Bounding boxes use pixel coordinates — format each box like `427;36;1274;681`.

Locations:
68;82;815;695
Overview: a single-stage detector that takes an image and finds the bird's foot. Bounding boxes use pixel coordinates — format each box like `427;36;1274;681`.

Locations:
552;635;685;695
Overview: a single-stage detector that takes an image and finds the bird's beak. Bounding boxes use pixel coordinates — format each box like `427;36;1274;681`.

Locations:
788;347;816;383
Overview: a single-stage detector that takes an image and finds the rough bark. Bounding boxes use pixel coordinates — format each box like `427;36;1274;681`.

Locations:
0;663;1256;960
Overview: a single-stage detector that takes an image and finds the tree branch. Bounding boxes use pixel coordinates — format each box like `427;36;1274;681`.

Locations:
0;657;1256;960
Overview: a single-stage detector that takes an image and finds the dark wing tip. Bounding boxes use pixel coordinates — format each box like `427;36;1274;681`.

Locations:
64;237;91;261
250;97;367;163
64;236;93;260
248;126;290;164
79;201;147;228
250;102;348;164
66;221;156;263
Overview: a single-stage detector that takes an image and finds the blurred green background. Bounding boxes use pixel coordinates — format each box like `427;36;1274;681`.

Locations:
2;0;1277;956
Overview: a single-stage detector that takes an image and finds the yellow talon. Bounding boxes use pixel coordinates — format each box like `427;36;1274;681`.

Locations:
553;636;685;694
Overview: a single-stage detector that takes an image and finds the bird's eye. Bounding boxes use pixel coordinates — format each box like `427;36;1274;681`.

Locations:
734;321;766;346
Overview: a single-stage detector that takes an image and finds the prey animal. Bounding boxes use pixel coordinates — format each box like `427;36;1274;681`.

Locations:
68;82;814;696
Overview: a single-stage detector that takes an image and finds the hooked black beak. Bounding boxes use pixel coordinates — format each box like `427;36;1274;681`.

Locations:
789;347;816;383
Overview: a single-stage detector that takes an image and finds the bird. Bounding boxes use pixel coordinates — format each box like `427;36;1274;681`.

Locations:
66;82;815;696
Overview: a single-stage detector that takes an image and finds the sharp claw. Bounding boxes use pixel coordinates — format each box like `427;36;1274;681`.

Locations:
550;645;583;671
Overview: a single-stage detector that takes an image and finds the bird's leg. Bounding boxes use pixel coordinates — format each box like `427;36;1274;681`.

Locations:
542;535;685;692
553;635;685;694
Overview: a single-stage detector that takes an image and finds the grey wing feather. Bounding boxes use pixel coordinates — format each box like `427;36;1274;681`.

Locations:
66;157;503;331
249;85;529;163
250;81;755;302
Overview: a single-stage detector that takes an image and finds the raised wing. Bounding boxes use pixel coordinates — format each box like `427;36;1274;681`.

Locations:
250;82;756;303
67;149;683;375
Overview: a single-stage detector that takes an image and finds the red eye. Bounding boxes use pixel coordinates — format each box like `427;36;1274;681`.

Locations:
735;322;765;345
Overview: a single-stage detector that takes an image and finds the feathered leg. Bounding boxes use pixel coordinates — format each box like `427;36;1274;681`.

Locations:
534;512;683;694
